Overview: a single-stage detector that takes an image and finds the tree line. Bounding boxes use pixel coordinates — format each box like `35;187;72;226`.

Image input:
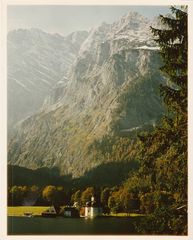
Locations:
8;184;160;215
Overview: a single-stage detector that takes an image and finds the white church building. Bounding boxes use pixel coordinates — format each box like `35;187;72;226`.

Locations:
84;196;103;218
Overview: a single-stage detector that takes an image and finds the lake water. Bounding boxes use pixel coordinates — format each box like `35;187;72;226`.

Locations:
8;216;141;235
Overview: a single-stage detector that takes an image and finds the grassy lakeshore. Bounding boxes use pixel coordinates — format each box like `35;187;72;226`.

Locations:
8;206;49;216
8;206;144;217
109;213;144;217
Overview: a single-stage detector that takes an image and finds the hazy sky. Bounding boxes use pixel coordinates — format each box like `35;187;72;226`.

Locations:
8;5;171;36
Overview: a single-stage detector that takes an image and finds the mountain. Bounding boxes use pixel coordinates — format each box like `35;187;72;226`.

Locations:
8;13;165;177
8;28;88;134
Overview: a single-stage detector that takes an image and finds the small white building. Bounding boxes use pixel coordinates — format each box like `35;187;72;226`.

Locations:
84;196;103;218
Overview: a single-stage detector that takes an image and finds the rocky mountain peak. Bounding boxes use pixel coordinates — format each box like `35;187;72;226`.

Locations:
120;11;148;26
8;11;165;176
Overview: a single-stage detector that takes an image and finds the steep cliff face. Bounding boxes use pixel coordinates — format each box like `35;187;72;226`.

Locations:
8;28;88;132
8;13;164;177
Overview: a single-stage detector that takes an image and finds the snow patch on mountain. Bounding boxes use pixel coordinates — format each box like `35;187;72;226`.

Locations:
136;46;160;50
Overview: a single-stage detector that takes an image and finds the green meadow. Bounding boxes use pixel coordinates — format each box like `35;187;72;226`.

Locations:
8;206;49;216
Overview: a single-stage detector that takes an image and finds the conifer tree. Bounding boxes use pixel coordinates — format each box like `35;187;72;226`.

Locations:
151;6;187;114
138;6;187;234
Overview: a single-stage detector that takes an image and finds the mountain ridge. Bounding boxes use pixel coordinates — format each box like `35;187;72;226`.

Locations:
8;28;88;134
8;12;165;177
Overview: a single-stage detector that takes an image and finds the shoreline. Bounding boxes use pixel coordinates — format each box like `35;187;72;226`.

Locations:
8;206;144;217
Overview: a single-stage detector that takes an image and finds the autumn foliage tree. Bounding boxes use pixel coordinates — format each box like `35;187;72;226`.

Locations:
42;185;58;204
81;187;95;205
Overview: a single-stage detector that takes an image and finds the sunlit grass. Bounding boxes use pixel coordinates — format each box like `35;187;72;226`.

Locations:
109;212;145;217
8;206;49;216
